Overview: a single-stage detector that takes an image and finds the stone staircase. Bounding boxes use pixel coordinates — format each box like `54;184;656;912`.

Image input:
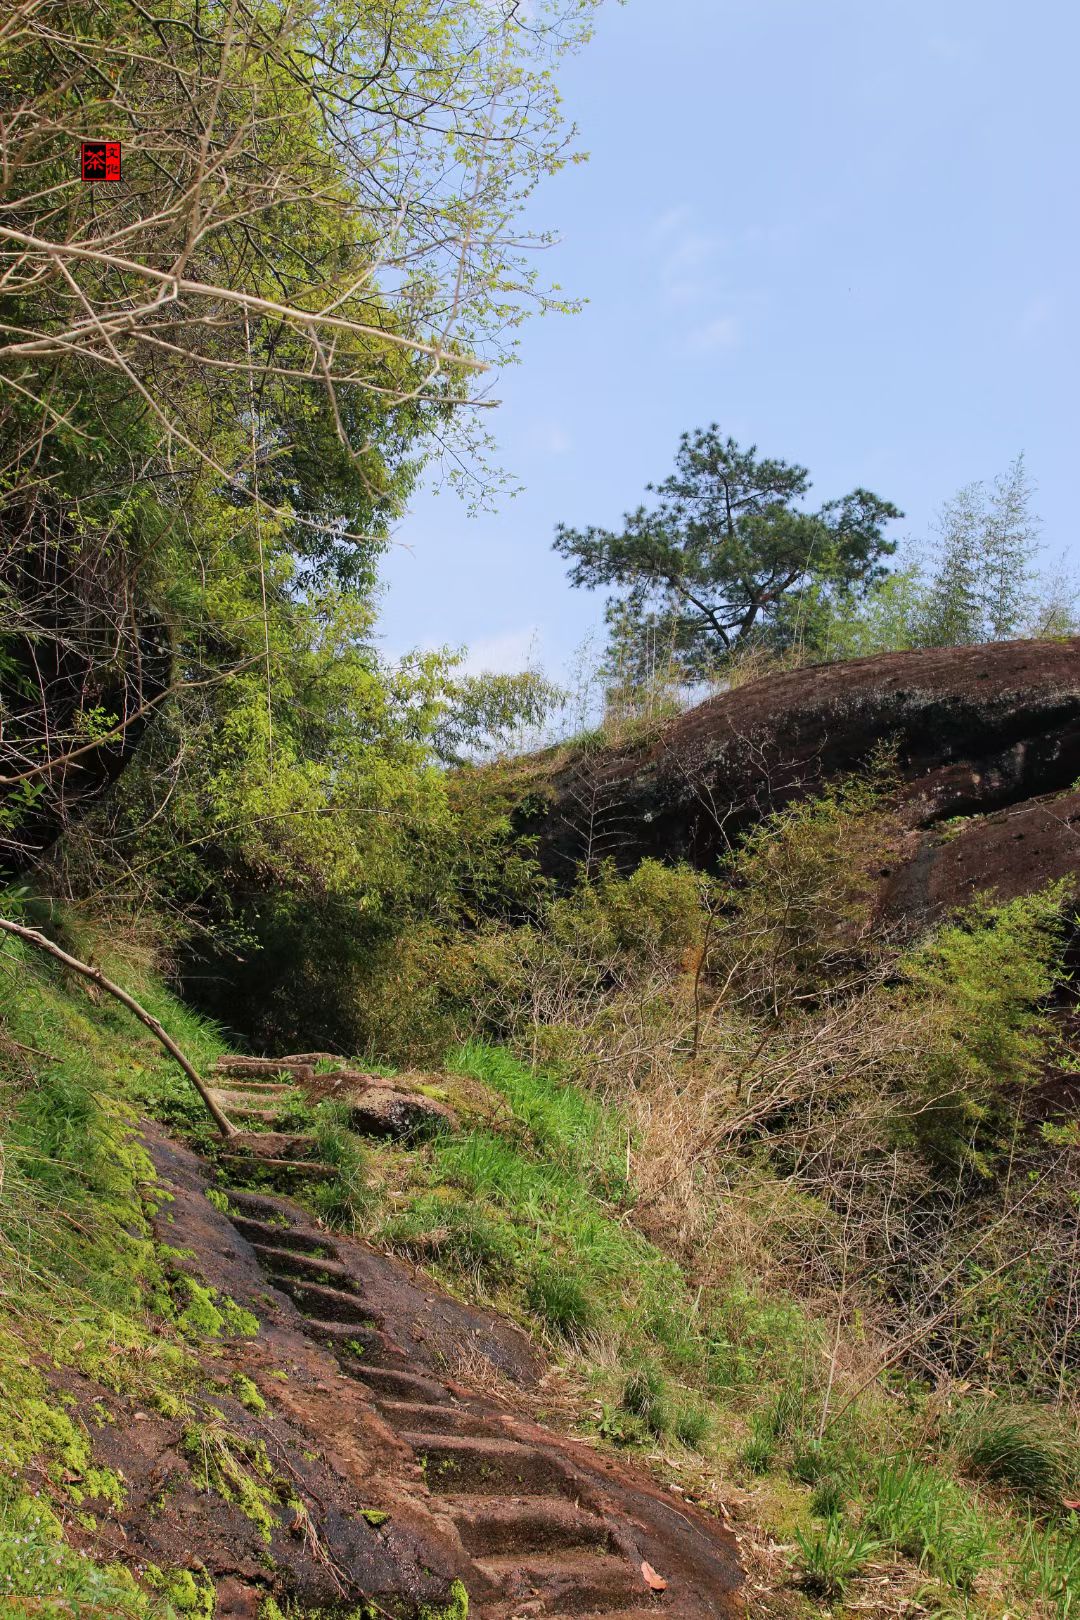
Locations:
204;1055;742;1617
216;1184;743;1620
207;1054;454;1180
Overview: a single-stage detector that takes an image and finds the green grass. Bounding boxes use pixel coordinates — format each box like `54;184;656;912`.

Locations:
1017;1513;1080;1616
948;1399;1077;1502
310;1103;379;1228
356;1041;1080;1613
862;1458;996;1591
376;1045;704;1368
0;921;296;1614
794;1515;881;1600
448;1039;626;1193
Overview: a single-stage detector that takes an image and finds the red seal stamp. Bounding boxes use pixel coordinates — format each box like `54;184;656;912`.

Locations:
81;142;121;181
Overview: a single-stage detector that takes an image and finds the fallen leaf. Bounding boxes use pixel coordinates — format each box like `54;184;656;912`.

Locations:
641;1560;667;1591
1063;1498;1080;1510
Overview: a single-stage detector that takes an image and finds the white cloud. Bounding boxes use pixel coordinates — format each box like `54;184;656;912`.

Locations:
649;203;719;305
926;34;970;63
650;205;692;240
459;625;541;677
685;314;740;353
528;420;571;455
1016;294;1055;341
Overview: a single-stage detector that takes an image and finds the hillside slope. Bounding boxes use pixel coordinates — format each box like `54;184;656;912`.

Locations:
0;938;745;1620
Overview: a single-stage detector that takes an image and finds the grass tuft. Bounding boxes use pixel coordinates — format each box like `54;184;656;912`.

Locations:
795;1516;881;1599
948;1400;1076;1503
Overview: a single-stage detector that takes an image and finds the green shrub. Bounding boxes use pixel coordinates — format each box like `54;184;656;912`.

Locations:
716;758;899;1011
899;885;1070;1174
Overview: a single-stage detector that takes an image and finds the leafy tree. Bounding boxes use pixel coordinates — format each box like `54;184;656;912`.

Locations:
0;0;597;879
553;427;901;676
919;455;1040;647
806;454;1074;660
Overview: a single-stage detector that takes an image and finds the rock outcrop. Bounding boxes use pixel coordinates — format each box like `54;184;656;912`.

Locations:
518;639;1080;920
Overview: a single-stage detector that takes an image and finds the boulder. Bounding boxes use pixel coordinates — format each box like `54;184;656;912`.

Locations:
880;784;1080;925
518;640;1080;911
342;1087;456;1142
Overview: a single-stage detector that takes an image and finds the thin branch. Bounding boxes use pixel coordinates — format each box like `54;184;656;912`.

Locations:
0;915;234;1138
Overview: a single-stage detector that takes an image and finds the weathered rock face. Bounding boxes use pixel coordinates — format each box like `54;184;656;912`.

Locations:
520;639;1080;918
880;785;1080;924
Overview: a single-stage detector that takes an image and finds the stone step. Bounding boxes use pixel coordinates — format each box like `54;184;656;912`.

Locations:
251;1242;355;1288
213;1057;315;1082
472;1549;646;1613
299;1315;396;1367
219;1153;336;1182
226;1131;321;1160
210;1087;296;1109
354;1366;452;1404
402;1433;577;1498
220;1189;307;1222
303;1318;392;1360
275;1276;376;1325
446;1495;616;1557
231;1216;333;1256
211;1081;296;1097
373;1400;490;1438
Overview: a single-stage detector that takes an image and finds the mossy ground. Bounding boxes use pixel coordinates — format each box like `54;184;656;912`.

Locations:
0;924;305;1615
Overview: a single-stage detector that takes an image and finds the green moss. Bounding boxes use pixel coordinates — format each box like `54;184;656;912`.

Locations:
181;1420;284;1542
177;1279;227;1337
72;1465;127;1510
176;1277;259;1340
419;1578;469;1620
360;1508;389;1527
19;1397;89;1475
146;1565;216;1616
232;1373;267;1414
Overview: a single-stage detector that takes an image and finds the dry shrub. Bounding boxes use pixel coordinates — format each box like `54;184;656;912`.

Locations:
428;769;1078;1398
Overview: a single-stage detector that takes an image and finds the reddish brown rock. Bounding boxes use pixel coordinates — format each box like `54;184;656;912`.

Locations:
517;639;1080;921
881;784;1080;924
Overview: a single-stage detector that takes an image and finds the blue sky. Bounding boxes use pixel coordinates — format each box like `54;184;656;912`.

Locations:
379;0;1079;682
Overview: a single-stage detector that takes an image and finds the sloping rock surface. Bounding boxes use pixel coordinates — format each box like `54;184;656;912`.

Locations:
521;639;1080;916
